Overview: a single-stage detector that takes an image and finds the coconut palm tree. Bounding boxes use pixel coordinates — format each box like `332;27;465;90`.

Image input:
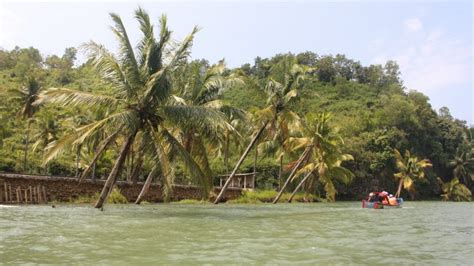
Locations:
10;76;43;171
448;148;474;186
393;149;432;198
171;60;245;193
438;177;472;201
36;8;226;208
31;115;59;174
281;112;353;202
214;60;309;204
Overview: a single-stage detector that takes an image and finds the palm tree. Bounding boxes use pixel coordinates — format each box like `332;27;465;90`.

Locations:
10;76;42;171
281;113;353;202
171;60;245;194
36;8;226;208
31;115;59;174
393;149;432;198
438;177;472;201
448;148;474;186
214;60;309;204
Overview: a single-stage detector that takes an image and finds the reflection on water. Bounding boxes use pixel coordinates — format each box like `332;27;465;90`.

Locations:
0;202;473;264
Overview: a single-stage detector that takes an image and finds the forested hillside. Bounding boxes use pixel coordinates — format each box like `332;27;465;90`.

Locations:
0;28;472;201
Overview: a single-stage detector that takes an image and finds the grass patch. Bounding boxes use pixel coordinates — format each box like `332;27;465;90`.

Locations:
107;188;128;204
69;187;128;204
174;199;209;204
227;190;321;204
71;193;99;204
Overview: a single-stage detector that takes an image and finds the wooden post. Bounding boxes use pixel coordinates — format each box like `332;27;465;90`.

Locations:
20;187;23;203
29;186;33;202
33;186;37;203
8;184;12;203
35;187;38;203
16;187;20;203
24;188;28;204
0;181;3;203
37;186;42;203
244;176;247;189
42;186;47;203
4;182;8;202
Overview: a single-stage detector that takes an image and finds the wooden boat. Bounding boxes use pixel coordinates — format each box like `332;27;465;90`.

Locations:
362;198;403;209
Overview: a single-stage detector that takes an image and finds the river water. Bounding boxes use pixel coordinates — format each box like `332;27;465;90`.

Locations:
1;202;473;265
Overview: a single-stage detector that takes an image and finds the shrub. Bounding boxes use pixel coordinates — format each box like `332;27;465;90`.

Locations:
226;189;320;204
107;187;128;204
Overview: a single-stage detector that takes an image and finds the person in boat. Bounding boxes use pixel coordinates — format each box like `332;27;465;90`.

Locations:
368;192;381;202
367;191;390;204
367;192;376;202
380;191;390;205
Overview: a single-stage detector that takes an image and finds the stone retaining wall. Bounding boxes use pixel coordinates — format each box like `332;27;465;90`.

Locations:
0;173;242;203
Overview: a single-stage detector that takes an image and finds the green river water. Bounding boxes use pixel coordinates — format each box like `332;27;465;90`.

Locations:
1;202;473;265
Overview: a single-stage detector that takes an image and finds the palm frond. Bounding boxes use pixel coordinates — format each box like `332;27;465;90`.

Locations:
109;12;141;88
34;88;120;109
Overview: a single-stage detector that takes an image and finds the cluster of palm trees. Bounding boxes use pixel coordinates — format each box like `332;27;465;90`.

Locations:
14;9;469;207
20;9;358;208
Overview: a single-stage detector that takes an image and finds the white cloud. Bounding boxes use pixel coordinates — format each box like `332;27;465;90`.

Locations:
396;31;471;92
404;18;423;32
372;25;472;93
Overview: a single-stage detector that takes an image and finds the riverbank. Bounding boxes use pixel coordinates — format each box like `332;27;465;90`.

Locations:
0;173;242;204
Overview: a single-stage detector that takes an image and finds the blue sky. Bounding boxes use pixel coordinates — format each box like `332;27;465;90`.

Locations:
0;0;472;124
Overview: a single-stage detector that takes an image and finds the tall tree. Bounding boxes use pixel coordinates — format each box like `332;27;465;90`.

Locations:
36;8;226;208
172;60;244;196
10;76;43;172
214;60;308;203
286;113;354;202
393;149;432;198
438;177;472;201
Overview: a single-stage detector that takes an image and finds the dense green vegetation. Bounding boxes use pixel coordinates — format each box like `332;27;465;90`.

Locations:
0;9;472;203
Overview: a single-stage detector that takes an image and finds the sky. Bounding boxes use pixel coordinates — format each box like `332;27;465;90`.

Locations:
0;0;472;124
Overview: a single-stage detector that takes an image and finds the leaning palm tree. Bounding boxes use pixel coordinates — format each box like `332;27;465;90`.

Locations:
36;8;226;208
214;60;309;204
393;149;432;198
280;112;353;203
10;76;43;171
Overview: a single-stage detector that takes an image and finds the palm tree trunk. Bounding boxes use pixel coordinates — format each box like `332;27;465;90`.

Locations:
80;130;119;181
253;144;258;175
288;170;314;202
395;178;403;198
224;132;230;173
75;144;81;177
94;134;135;209
214;121;269;204
135;165;159;204
130;152;144;185
272;146;311;204
92;162;96;181
23;121;30;172
278;155;283;190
